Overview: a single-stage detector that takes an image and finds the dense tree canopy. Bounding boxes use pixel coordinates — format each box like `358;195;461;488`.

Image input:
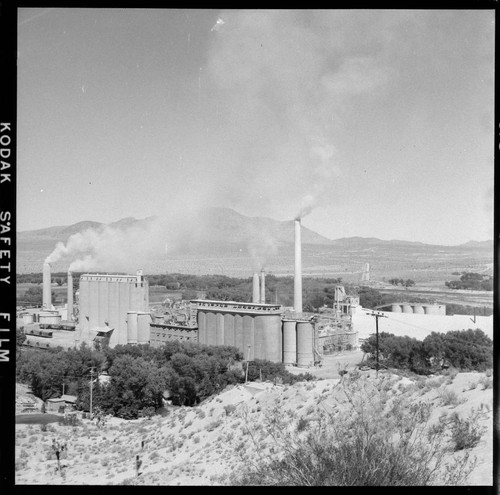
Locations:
361;329;493;374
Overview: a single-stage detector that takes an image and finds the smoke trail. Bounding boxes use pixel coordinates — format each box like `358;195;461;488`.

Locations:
206;10;418;221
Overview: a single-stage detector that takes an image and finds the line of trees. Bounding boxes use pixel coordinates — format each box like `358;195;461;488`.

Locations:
360;328;493;374
445;272;493;291
16;340;317;419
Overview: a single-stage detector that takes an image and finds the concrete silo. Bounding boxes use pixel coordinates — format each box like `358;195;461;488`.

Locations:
391;304;402;313
296;320;314;367
402;304;413;314
413;304;424;314
223;313;235;347
137;312;151;344
282;319;297;364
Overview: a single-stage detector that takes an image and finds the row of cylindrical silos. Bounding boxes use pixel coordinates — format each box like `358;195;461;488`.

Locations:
391;303;446;315
282;319;315;367
198;310;283;362
126;311;151;344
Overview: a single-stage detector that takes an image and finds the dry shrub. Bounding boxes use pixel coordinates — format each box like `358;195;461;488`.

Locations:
226;372;477;486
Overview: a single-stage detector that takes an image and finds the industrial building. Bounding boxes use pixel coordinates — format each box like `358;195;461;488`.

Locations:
21;217;359;366
77;271;149;347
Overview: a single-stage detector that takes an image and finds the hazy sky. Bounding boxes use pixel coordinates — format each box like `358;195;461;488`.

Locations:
17;8;494;245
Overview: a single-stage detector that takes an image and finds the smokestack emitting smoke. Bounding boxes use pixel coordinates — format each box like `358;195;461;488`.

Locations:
43;262;51;310
260;270;266;304
252;272;260;303
294;218;303;313
67;271;73;321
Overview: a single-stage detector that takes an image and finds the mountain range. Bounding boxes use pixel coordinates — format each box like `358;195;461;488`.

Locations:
16;207;493;279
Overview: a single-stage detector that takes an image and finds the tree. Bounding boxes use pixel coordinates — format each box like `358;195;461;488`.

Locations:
95;354;167;419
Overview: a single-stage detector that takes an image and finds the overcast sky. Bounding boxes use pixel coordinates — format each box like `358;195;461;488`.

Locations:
17;8;494;245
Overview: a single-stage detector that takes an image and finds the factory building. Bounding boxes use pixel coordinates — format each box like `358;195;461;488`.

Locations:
77;271;149;347
23;217;357;365
149;323;199;347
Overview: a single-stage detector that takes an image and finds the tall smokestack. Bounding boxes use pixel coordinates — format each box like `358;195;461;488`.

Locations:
252;272;260;303
42;262;51;309
67;271;73;321
294;218;303;313
260;270;266;304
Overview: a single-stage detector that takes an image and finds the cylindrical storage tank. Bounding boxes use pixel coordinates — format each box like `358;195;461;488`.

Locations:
127;311;138;344
206;312;217;345
198;311;207;344
252;273;260;304
242;315;255;361
254;316;266;361
263;314;282;363
223;313;235;347
234;314;243;352
438;305;446;315
402;304;413;314
282;320;297;364
42;262;51;309
296;321;314;367
137;312;151;344
391;304;402;313
413;305;424;314
424;305;440;315
22;313;34;325
67;271;74;321
216;313;225;345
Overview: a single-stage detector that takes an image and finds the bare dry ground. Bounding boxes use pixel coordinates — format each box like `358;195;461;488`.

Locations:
15;366;493;487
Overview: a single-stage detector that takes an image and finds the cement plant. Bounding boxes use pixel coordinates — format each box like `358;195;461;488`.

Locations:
15;215;495;487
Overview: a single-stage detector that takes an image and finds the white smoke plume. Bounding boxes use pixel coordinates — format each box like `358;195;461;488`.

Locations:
205;10;421;221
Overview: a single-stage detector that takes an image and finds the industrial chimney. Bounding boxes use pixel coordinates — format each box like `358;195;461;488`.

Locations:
43;262;52;310
260;270;266;304
294;218;303;313
252;273;260;303
67;271;73;321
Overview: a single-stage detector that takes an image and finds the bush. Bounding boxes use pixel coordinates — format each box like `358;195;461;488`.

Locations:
227;373;476;486
439;388;464;407
449;410;486;451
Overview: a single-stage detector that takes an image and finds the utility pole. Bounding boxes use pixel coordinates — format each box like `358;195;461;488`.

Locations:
366;311;387;376
245;345;251;383
470;307;476;324
89;367;94;419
